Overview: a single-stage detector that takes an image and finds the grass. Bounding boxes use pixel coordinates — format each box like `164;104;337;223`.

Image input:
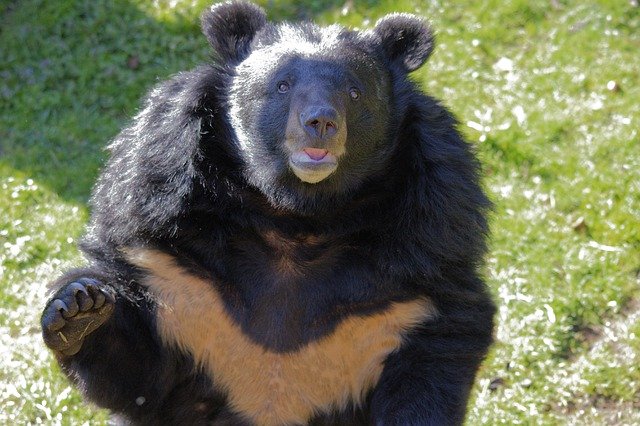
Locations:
1;0;639;424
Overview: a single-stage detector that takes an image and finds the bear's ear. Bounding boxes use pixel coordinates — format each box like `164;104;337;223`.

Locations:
201;1;267;63
372;13;434;73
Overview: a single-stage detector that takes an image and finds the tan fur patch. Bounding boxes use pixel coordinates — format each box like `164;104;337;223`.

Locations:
127;248;435;425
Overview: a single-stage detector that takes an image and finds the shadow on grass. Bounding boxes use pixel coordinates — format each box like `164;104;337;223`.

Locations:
0;0;384;203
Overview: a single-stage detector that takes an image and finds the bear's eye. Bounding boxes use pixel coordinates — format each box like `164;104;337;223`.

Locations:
349;87;361;100
277;81;290;93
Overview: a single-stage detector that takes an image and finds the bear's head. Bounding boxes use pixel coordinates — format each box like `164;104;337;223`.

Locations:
201;1;434;212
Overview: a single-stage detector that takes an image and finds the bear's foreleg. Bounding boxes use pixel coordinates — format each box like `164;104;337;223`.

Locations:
369;293;495;426
41;269;177;419
42;276;115;356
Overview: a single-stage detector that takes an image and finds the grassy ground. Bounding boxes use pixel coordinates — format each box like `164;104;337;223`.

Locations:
1;0;638;424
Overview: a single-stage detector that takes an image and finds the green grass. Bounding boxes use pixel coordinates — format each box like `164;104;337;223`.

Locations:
1;0;639;424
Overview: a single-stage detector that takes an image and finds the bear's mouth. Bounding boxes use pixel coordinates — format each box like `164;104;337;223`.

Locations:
289;148;338;184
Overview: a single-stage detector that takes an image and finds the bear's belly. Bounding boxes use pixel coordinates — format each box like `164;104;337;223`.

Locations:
128;248;435;425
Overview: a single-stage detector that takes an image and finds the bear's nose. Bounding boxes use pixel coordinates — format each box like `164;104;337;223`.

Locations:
301;107;339;140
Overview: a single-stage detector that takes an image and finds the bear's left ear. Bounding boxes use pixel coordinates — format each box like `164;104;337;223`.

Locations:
372;13;434;73
201;1;267;63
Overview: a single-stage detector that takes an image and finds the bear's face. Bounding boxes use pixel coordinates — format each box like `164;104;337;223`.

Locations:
229;26;391;188
202;1;434;211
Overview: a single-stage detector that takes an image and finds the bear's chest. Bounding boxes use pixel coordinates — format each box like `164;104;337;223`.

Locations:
128;248;435;425
215;230;404;351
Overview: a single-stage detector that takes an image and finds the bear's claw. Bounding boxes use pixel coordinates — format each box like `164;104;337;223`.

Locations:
42;278;115;356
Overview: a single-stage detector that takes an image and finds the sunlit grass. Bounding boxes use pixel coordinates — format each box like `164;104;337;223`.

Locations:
0;168;105;423
1;0;639;424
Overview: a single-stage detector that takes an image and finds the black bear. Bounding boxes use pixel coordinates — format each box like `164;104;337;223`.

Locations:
41;1;495;425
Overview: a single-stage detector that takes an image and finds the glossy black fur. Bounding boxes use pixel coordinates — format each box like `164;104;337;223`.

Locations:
42;2;495;424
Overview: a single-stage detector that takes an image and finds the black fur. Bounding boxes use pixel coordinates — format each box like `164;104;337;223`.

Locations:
42;2;495;424
372;13;435;72
201;1;267;63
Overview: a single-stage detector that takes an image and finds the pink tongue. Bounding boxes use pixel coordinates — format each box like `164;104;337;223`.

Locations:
303;148;328;161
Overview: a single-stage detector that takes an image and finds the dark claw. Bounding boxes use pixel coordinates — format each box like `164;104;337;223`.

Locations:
72;281;95;311
85;281;109;309
63;282;91;315
44;300;68;331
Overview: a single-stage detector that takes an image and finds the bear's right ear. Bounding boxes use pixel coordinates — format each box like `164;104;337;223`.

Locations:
372;13;434;73
201;1;267;63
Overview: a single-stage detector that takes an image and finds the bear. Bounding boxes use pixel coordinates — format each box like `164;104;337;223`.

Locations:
41;1;495;425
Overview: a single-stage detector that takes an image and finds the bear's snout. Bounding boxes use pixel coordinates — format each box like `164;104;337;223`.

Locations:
300;106;339;140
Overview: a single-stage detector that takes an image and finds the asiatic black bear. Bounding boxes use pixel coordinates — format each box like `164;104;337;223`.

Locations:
42;2;495;424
